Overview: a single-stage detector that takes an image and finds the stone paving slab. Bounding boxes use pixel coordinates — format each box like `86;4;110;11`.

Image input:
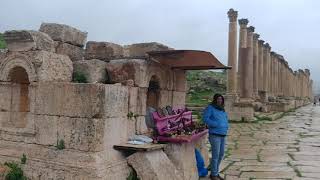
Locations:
208;105;320;179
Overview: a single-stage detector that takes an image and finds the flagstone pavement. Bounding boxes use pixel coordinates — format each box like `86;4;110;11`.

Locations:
202;105;320;180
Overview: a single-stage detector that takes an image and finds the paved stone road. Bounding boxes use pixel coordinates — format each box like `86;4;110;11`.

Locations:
204;105;320;180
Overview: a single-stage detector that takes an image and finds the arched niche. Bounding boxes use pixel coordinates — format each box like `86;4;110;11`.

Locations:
146;75;161;109
4;66;31;128
0;55;37;82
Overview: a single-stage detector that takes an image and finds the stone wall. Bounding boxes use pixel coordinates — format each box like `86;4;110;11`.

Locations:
0;22;203;180
0;83;133;179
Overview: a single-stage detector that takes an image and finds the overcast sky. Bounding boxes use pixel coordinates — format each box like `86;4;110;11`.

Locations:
1;0;319;88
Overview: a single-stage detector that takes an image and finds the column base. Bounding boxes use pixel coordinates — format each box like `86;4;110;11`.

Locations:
258;91;269;103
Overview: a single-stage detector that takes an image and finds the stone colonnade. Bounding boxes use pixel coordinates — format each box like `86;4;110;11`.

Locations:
226;8;313;102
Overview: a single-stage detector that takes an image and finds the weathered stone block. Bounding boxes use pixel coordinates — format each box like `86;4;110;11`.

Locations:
57;117;105;152
3;30;54;52
159;90;173;108
172;91;186;107
137;88;147;115
0;51;73;82
164;143;198;180
128;86;138;112
173;70;186;91
147;62;174;90
127;150;183;180
253;101;263;111
124;42;172;57
104;85;129;118
102;160;131;180
39;23;87;47
34;51;73;82
128;87;147;116
106;59;174;90
0;83;11;111
85;41;123;60
73;59;107;83
135;116;149;135
228;103;255;121
104;117;129;162
55;42;84;61
34;115;58;146
106;59;148;87
35;83;104;118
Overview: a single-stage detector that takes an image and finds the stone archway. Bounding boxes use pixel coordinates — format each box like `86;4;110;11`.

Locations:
146;75;161;109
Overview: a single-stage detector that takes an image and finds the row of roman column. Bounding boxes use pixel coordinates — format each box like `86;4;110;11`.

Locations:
226;9;312;101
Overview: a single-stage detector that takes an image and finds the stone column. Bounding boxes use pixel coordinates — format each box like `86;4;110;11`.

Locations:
278;59;283;96
298;70;303;98
238;19;249;98
227;9;238;95
258;40;264;92
243;26;254;99
306;69;311;98
267;48;272;94
253;33;259;99
270;52;276;96
289;69;293;97
285;62;290;97
293;71;298;97
310;80;313;99
274;54;279;97
262;43;270;93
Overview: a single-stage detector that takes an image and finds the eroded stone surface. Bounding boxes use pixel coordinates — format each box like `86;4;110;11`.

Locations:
4;30;55;52
85;41;123;60
123;42;172;57
39;23;87;47
127;150;183;180
55;42;84;61
0;51;73;82
73;59;107;83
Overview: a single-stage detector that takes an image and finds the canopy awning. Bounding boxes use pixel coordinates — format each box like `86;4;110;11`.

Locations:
147;50;230;70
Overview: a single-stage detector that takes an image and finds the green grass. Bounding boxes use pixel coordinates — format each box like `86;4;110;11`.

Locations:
186;70;226;107
72;71;88;83
187;90;212;106
0;33;6;49
4;161;27;180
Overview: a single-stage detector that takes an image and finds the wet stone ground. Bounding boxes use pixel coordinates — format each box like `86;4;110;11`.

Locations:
202;105;320;180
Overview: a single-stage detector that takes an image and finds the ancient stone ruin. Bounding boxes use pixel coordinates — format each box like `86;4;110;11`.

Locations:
0;23;227;179
225;9;313;121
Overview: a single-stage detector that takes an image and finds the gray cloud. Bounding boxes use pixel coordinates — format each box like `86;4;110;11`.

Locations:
1;0;319;88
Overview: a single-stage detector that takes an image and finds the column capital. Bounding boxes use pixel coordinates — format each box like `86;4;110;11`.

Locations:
253;33;260;40
238;19;249;26
264;43;271;50
247;26;255;33
276;54;284;60
305;69;310;75
270;51;276;56
258;39;264;45
227;8;238;22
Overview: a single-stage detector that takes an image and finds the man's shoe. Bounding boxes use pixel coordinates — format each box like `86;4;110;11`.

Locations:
209;175;220;180
218;174;224;180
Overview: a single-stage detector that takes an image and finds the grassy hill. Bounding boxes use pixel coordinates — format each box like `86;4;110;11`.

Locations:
0;33;6;49
186;70;226;107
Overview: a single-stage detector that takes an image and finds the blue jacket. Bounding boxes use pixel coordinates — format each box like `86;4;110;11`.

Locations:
203;105;229;135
